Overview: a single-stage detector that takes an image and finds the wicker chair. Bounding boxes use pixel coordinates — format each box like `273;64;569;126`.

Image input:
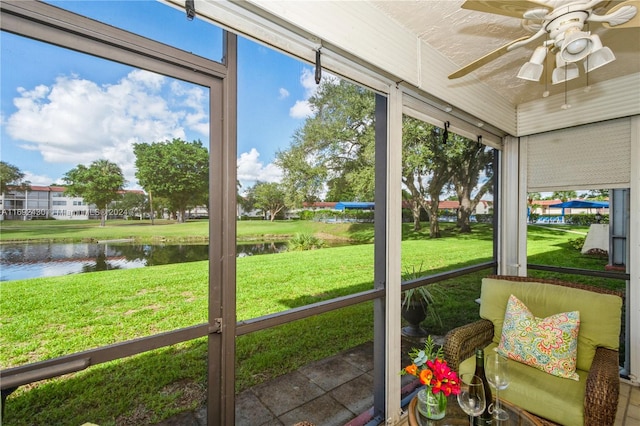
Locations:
443;275;623;426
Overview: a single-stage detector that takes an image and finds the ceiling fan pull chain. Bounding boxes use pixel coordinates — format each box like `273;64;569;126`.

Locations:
561;70;571;110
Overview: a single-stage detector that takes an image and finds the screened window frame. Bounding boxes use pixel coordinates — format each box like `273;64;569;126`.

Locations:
0;2;503;425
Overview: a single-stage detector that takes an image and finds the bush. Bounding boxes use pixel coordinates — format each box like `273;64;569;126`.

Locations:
568;236;585;251
287;233;325;251
299;210;315;221
474;214;493;223
565;214;609;226
311;209;374;223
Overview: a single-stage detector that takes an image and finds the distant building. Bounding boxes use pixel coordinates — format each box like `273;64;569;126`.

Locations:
0;185;144;221
528;199;609;216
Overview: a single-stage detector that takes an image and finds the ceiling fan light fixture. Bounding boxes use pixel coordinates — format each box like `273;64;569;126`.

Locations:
518;62;544;81
552;53;580;84
584;34;616;73
517;46;547;81
560;30;593;62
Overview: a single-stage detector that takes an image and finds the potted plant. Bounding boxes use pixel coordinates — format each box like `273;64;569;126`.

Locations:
401;264;442;337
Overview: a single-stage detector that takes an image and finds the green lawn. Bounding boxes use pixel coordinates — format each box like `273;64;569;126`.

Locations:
0;218;376;244
0;220;621;425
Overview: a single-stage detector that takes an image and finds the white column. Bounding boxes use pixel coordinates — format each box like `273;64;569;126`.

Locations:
629;115;640;385
384;84;403;424
499;135;527;276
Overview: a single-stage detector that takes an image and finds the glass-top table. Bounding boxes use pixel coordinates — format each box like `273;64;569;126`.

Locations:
408;394;545;426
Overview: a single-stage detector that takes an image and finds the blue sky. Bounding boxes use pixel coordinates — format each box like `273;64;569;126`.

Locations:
0;1;319;191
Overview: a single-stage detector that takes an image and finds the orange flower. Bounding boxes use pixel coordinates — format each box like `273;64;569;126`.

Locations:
405;364;418;376
419;368;433;385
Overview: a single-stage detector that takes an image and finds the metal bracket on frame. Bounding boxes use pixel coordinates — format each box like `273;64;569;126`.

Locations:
210;318;222;334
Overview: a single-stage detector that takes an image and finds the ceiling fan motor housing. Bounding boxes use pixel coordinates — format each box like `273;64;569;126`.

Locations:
545;8;591;57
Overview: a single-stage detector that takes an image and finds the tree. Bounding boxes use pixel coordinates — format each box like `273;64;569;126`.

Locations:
247;181;286;221
276;79;376;205
275;144;325;207
63;159;125;226
586;189;609;200
448;135;494;233
0;161;30;195
527;192;543;221
134;139;209;223
118;191;148;220
423;137;453;239
401;120;456;238
276;79;487;238
552;191;577;202
401;117;452;234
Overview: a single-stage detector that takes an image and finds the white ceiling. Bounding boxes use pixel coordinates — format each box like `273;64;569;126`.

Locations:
370;0;640;105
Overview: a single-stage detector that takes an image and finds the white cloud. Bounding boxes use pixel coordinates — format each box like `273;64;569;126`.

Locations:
278;88;290;99
300;68;318;98
237;148;282;191
23;171;57;187
6;70;209;185
288;67;338;119
289;100;314;119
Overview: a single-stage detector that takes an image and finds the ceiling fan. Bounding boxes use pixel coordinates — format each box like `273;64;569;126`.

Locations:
448;0;639;84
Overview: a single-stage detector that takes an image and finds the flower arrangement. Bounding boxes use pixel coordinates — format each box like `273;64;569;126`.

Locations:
401;336;461;396
401;336;460;419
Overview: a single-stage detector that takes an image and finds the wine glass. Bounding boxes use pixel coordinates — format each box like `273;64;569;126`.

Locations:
486;353;510;421
457;373;486;426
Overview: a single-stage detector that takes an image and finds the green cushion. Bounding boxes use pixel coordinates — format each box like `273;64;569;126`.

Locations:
479;277;621;371
460;343;587;426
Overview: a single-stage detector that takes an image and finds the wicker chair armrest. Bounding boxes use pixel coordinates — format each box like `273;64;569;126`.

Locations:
584;347;620;425
443;319;494;371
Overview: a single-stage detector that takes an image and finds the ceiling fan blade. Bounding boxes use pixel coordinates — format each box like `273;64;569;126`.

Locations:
448;36;531;79
601;0;640;28
461;0;550;19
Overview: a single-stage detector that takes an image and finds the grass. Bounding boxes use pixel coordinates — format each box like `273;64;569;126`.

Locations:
0;218;375;244
0;220;623;425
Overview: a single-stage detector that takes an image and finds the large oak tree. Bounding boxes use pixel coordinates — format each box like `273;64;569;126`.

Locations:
0;161;30;195
133;139;208;223
275;79;376;205
245;181;286;221
63;159;125;226
276;79;492;236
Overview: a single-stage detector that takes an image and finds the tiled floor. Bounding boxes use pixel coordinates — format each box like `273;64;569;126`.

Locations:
155;341;640;426
617;379;640;426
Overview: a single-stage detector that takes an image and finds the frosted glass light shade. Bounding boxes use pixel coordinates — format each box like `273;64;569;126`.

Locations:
560;30;592;62
518;62;544;81
584;35;616;73
552;63;579;84
517;46;547;81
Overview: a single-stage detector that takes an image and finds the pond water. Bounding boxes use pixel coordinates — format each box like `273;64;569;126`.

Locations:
0;241;289;282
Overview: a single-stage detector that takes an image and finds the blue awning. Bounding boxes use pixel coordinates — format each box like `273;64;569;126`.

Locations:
335;202;375;211
548;200;609;209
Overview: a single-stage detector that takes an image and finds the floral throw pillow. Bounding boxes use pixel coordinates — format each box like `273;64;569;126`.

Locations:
497;294;580;380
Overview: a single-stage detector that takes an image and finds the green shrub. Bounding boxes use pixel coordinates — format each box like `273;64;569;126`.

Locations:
287;233;325;251
568;236;585;251
565;214;609;225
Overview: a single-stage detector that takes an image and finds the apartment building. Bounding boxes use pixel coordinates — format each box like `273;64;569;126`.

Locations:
0;185;142;220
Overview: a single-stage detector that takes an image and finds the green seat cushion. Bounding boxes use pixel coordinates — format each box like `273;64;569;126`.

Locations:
460;343;587;426
479;277;621;371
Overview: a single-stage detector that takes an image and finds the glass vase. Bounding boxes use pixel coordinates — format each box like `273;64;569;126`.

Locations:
417;388;447;420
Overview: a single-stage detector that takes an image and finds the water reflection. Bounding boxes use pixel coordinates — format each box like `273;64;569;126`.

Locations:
0;241;288;281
